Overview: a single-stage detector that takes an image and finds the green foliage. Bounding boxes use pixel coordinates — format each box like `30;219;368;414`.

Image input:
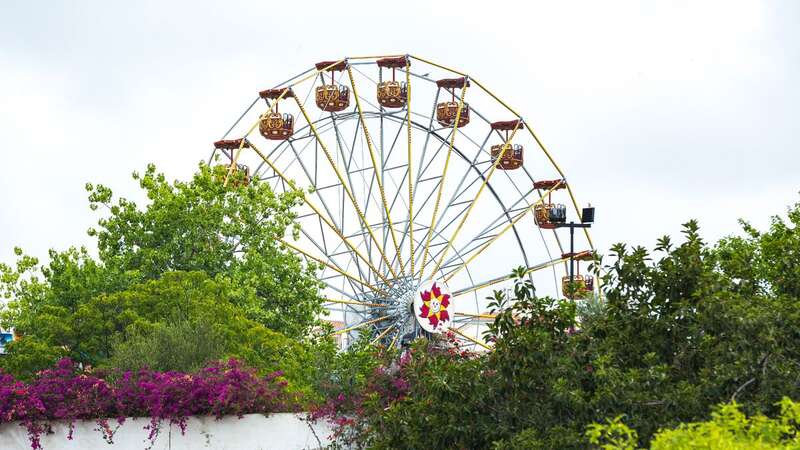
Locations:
308;336;383;403
0;163;324;386
586;416;639;450
106;320;226;373
85;163;323;337
319;198;800;449
587;398;800;449
650;398;800;449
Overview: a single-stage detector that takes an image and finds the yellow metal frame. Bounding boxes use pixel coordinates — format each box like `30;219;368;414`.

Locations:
324;298;389;308
405;60;415;277
451;257;567;299
427;121;522;280
346;65;405;275
450;328;490;350
443;181;564;283
418;81;469;277
248;142;392;286
332;315;391;336
292;95;399;279
280;238;387;297
389;331;399;349
370;324;396;345
454;312;496;320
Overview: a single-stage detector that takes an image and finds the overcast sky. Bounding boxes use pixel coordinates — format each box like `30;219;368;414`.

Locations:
1;0;798;270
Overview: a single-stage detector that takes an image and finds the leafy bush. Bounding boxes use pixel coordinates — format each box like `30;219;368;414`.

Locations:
106;320;226;373
310;199;800;449
587;398;800;449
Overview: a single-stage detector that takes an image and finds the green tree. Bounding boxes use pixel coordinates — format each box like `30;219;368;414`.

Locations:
0;163;325;381
85;163;322;337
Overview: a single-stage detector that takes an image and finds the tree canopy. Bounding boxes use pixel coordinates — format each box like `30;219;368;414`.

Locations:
0;163;325;384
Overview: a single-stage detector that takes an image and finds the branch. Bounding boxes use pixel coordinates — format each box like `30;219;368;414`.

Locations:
730;377;755;403
730;352;770;403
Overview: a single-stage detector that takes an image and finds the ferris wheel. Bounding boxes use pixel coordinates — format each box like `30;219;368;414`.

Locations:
209;54;595;351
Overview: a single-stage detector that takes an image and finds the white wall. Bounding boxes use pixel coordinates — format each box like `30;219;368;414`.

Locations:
0;413;334;450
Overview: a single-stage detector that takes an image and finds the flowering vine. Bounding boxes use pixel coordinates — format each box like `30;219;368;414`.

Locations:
0;358;295;449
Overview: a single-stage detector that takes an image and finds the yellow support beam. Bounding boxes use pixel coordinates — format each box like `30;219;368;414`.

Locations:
370;324;397;346
331;315;391;336
419;82;469;277
346;65;405;275
347;54;405;61
405;59;415;277
292;95;399;279
451;257;567;299
427;122;522;280
454;312;496;320
443;181;564;283
323;298;390;308
280;238;387;297
248;142;392;287
450;327;490;350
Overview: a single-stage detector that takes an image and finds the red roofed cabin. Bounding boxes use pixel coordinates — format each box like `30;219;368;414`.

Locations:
561;250;595;299
533;179;567;229
436;77;470;128
315;60;350;112
489;120;524;170
258;88;295;140
376;56;408;108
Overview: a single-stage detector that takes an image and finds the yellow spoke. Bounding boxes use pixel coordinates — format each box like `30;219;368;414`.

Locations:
348;54;405;60
324;298;390;308
405;60;415;277
408;55;466;77
427;121;522;280
248;142;392;286
443;181;564;283
280;238;387;297
451;257;567;299
346;65;405;275
454;312;497;320
418;82;469;277
292;95;399;279
370;324;397;346
450;327;490;350
331;315;391;336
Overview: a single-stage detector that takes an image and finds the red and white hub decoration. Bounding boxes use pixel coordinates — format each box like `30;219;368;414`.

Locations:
414;280;452;333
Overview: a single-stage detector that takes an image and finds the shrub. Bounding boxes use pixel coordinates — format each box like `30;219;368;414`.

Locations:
106;320;226;373
586;398;800;449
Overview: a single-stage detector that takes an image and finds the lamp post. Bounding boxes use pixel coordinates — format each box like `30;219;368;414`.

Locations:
554;205;595;291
